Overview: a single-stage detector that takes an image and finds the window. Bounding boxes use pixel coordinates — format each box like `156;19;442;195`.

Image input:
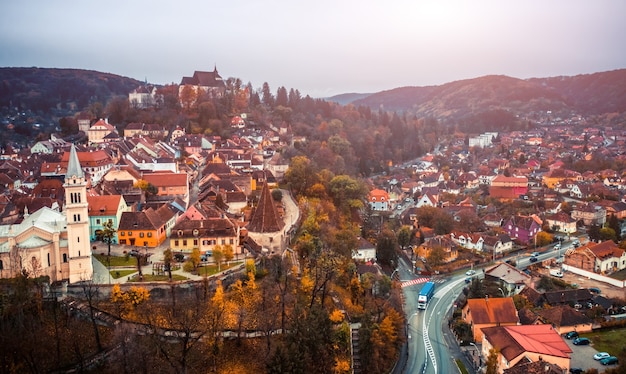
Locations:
96;219;101;224
221;239;225;245
47;253;50;266
120;232;125;236
193;239;198;246
183;240;187;246
174;240;179;247
63;254;67;262
147;232;152;237
229;239;234;245
139;232;144;238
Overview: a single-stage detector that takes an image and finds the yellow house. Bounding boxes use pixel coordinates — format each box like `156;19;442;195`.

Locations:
117;209;167;248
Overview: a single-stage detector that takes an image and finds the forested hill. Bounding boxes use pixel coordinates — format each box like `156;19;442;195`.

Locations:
332;69;626;119
0;67;143;112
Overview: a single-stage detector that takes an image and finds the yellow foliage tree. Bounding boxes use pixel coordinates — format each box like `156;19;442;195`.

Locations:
329;309;345;324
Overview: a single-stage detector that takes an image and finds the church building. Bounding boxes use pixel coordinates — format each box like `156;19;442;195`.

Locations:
0;145;93;283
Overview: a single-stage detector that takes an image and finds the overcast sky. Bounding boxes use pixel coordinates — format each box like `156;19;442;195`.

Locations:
1;1;624;98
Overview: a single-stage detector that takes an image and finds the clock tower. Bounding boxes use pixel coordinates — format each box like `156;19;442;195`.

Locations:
64;145;93;282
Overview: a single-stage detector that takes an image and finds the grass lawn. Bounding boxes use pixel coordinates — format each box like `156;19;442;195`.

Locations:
128;274;188;282
111;269;136;279
197;261;243;277
94;254;137;267
584;328;626;355
610;268;626;281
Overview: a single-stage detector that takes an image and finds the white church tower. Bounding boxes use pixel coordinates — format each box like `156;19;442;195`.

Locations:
64;145;93;282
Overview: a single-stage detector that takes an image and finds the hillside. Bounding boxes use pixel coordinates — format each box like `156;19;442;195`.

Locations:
0;67;143;112
347;69;626;119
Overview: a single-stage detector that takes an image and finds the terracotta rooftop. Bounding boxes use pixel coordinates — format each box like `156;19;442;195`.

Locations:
87;195;123;216
482;325;572;361
466;297;519;325
536;305;592;327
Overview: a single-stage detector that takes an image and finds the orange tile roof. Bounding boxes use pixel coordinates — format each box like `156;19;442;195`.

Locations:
87;195;122;216
466;297;519;325
143;173;188;187
483;325;572;361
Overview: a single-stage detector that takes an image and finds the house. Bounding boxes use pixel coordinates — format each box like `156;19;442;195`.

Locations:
87;194;131;244
352;237;376;262
169;217;241;257
535;305;593;335
484;262;531;295
503;215;542;245
541;289;593;308
0;145;93;284
489;175;528;200
30;136;70;155
142;172;189;200
60;148;114;186
564;240;626;274
544;211;577;234
450;231;484;251
482;234;513;258
88;118;118;144
541;168;581;189
462;297;519;343
481;325;572;374
117;209;167;248
416;192;438;208
369;189;390;211
128;84;158;109
502;359;564;374
571;202;606;226
416;235;458;263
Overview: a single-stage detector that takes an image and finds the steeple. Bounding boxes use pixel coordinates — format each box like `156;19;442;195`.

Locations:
247;181;284;233
67;144;84;179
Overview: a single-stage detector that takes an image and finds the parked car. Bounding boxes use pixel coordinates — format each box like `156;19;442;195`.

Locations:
589;287;601;294
573;337;590;345
564;331;579;339
465;269;476;276
531;252;540;257
594;352;610;360
529;256;538;263
569;369;583;374
600;356;618;365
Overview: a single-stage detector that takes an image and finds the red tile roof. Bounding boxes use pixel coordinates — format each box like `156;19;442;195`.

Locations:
482;325;572;361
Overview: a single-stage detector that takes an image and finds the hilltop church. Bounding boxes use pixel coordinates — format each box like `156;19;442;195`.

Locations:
0;145;93;284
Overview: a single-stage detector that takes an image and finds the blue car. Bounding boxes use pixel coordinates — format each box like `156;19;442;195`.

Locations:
600;356;618;365
572;337;590;345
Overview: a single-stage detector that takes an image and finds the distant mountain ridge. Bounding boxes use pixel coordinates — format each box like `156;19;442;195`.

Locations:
0;67;143;112
328;69;626;119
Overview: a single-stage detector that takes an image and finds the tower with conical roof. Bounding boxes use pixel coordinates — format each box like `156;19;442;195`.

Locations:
64;145;93;282
247;181;285;253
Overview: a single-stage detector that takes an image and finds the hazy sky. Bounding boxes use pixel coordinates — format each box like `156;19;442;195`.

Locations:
1;0;625;98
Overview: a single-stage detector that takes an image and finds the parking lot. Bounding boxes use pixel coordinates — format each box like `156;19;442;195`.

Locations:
565;337;616;372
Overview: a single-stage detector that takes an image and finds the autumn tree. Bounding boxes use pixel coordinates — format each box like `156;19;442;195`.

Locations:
485;347;499;374
163;248;174;281
213;245;224;272
284;155;319;197
396;225;413;250
179;85;197;111
376;229;398;267
535;231;553;247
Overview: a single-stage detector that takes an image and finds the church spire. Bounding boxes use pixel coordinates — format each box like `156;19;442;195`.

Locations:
67;144;84;179
247;181;284;233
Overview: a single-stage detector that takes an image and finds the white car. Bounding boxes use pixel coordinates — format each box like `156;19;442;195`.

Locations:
466;269;476;276
594;352;610;361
